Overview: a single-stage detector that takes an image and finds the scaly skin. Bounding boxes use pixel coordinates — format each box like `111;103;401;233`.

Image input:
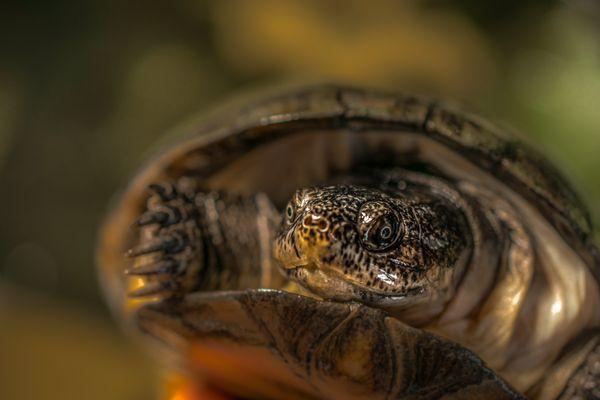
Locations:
273;179;470;314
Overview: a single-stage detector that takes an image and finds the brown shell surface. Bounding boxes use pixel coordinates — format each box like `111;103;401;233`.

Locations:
97;85;599;310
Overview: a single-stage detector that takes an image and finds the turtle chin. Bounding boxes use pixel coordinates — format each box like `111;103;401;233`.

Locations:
280;260;449;326
283;263;361;302
276;240;359;301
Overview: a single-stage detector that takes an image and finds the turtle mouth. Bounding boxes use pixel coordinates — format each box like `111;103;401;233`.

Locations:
281;262;409;302
281;262;364;302
280;260;432;311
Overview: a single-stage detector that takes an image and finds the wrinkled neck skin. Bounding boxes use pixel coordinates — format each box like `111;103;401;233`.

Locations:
275;168;600;395
430;180;600;394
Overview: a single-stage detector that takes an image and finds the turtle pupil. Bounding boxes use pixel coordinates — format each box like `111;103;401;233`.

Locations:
365;215;399;251
372;219;396;246
380;226;392;239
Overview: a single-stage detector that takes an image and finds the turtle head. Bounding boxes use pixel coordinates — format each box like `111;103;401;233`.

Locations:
274;184;470;312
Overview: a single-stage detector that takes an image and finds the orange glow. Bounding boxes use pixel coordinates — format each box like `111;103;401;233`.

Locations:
164;373;232;400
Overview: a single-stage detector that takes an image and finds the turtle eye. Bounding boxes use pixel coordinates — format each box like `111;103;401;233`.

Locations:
358;201;402;252
379;225;393;240
285;203;295;224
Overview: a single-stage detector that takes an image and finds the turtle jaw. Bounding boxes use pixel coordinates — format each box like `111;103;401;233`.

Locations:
275;241;413;305
275;224;390;303
275;235;440;315
281;262;363;302
279;262;436;315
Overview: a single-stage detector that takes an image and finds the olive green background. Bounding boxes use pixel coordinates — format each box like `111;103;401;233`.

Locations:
1;1;599;399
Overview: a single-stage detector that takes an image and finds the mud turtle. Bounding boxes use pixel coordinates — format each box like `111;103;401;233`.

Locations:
97;85;600;399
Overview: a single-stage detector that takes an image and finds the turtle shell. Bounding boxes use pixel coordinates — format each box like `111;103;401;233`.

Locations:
96;85;600;399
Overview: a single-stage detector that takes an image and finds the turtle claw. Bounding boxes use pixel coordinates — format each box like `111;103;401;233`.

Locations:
126;236;178;257
125;259;179;276
135;210;169;227
129;281;175;298
128;231;190;257
148;182;177;201
126;179;279;299
135;206;183;227
126;180;202;298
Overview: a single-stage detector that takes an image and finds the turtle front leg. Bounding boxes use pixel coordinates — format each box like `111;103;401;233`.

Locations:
126;180;284;298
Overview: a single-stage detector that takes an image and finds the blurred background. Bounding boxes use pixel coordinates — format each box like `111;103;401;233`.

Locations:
1;1;599;399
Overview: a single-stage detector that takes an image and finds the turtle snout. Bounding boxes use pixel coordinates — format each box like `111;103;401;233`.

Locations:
299;211;332;248
274;204;340;270
302;214;330;232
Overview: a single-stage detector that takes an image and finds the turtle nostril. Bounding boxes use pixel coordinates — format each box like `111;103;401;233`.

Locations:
302;215;313;228
317;219;329;232
302;214;330;232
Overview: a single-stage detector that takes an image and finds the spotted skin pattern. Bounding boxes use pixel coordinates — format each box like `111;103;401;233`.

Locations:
274;178;470;303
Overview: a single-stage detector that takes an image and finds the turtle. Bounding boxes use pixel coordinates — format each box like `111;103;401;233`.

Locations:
97;85;600;400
